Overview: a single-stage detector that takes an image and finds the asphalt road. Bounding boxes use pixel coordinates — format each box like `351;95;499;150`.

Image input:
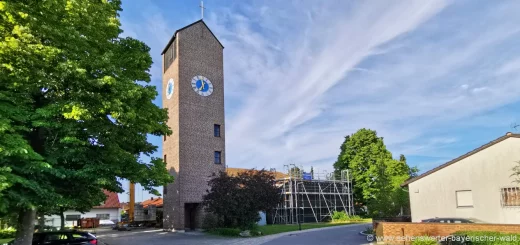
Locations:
261;224;373;245
98;223;373;245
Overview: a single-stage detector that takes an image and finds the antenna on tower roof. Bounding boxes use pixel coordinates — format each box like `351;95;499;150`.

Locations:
200;1;206;20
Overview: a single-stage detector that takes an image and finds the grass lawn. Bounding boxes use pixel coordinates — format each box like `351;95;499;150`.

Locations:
0;238;13;245
257;219;372;236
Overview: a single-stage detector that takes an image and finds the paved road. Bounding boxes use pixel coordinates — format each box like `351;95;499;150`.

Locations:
99;223;373;245
261;224;372;245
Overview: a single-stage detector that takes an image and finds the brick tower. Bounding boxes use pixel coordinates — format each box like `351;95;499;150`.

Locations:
161;20;225;232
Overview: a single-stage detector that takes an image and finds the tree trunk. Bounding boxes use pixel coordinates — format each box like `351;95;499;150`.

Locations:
36;211;45;231
13;207;36;245
59;207;65;230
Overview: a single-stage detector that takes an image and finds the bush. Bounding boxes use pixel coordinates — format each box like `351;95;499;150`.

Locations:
207;228;241;237
332;211;363;222
332;211;349;222
202;213;220;230
0;229;16;239
349;215;363;222
412;236;438;245
451;231;520;245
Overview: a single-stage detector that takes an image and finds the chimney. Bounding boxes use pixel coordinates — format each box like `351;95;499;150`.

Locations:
151;197;154;200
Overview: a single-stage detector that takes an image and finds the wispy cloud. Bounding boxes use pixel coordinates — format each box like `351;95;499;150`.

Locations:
120;0;520;177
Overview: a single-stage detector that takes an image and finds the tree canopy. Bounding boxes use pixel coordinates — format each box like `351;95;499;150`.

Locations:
333;128;417;217
0;1;173;244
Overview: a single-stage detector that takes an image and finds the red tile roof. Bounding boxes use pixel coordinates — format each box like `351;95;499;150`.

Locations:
93;190;120;209
142;197;163;208
226;167;288;179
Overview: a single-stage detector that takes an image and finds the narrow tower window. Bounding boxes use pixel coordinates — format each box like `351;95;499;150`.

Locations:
214;151;221;164
214;124;221;137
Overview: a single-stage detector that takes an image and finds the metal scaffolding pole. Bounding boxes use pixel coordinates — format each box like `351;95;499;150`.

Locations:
272;168;354;224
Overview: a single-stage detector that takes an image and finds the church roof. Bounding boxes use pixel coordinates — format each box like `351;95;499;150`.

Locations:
226;167;288;179
161;19;224;55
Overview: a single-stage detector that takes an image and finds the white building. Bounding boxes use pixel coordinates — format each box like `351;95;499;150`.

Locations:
402;133;520;224
45;190;121;227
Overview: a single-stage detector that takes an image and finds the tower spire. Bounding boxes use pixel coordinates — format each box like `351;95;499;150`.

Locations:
200;1;205;20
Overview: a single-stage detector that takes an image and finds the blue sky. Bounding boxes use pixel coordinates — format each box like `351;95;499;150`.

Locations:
117;0;520;202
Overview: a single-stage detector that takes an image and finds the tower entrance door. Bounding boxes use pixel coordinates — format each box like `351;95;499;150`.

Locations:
184;203;199;231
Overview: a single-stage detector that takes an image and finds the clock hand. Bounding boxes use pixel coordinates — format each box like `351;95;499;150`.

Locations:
200;80;205;91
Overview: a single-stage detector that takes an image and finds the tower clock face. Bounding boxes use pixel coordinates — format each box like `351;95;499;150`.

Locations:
166;78;174;99
191;75;213;96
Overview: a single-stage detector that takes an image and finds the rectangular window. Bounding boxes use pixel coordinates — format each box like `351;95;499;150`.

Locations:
214;124;221;137
502;187;520;207
65;215;81;221
164;154;167;164
214;151;221;164
163;185;167;195
96;214;110;220
164;135;166;142
456;190;473;208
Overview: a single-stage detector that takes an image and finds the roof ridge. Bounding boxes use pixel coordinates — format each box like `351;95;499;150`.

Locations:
160;19;224;55
401;133;520;187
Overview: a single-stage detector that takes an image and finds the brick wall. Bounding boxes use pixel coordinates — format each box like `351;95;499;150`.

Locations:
375;222;520;244
162;21;226;231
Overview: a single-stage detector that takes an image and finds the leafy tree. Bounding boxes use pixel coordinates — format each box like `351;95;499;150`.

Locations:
289;166;302;178
333;129;392;206
333;129;416;218
0;1;173;244
203;169;281;230
399;154;419;178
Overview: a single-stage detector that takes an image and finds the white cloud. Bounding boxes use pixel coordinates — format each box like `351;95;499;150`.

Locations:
120;0;520;176
208;0;520;173
497;58;520;75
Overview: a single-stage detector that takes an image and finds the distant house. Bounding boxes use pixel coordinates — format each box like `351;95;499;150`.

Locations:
44;190;121;227
226;167;288;179
141;197;163;209
402;133;520;224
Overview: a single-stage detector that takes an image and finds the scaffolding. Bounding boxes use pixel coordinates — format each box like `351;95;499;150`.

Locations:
272;165;354;224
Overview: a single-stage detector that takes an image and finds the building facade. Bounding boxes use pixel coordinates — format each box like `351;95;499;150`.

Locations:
44;190;121;227
402;133;520;224
161;20;226;231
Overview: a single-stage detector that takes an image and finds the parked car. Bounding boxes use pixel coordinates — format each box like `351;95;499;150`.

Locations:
8;231;100;245
99;220;115;226
421;217;483;223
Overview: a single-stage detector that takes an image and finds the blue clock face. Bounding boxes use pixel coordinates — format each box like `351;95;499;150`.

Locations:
166;78;174;99
191;75;213;96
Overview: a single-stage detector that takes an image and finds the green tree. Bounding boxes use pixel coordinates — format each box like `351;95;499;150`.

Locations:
203;169;281;230
289;166;302;178
399;154;419;178
333;129;392;206
0;1;174;244
333;129;416;218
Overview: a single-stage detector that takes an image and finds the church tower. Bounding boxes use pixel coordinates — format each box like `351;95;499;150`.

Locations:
161;20;225;231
